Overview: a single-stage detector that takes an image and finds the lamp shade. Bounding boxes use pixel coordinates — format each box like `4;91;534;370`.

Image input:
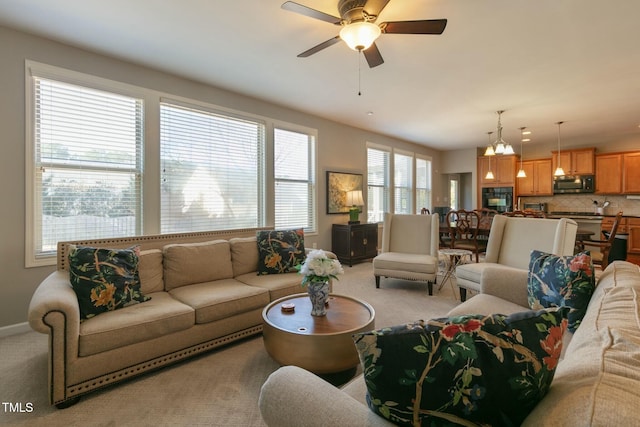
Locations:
346;190;364;206
339;22;381;51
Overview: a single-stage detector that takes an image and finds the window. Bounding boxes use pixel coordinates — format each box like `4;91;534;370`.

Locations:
27;70;143;266
367;145;390;222
394;151;413;214
415;156;432;213
160;101;265;233
274;127;317;232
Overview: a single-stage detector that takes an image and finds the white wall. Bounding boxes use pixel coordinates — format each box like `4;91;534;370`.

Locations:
0;25;444;329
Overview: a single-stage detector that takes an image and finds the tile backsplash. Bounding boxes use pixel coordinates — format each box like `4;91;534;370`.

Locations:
518;194;640;216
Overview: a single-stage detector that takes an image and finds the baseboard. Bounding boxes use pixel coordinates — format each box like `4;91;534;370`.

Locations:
0;322;31;338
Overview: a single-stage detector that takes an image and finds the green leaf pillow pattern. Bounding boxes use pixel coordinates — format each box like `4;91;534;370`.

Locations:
256;229;305;275
528;249;595;332
353;308;569;427
68;246;151;321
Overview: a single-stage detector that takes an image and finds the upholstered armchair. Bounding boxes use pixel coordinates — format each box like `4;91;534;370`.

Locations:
455;215;578;301
372;213;440;295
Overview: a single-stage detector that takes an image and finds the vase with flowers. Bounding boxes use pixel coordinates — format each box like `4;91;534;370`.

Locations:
297;249;344;316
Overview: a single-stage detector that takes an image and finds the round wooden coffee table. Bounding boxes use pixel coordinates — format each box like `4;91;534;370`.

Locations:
262;293;375;376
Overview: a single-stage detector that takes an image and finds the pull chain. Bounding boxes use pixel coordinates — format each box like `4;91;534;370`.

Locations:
358;50;362;96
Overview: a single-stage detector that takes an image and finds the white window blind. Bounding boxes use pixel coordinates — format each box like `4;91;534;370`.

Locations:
160;102;265;233
394;152;413;214
32;77;143;259
367;146;390;222
416;157;432;213
274;128;316;232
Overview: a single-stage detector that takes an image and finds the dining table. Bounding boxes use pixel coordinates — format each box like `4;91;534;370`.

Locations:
575;228;596;252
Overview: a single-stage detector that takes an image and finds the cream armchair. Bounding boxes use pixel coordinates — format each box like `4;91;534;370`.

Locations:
455;215;578;301
373;213;440;295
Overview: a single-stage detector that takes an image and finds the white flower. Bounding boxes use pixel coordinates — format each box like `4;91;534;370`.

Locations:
297;249;343;286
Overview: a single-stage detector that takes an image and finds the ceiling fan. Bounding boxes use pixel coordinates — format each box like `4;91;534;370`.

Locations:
282;0;447;68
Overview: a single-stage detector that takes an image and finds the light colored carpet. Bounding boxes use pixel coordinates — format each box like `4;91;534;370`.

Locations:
0;261;461;427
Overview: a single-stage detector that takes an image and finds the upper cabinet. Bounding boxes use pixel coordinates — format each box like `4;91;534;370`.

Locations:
517;158;553;196
623;152;640;194
478;155;517;187
552;147;595;175
595;153;623;194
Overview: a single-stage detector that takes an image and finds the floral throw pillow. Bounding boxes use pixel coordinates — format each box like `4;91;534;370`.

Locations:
68;246;151;321
528;249;595;332
256;229;305;275
353;308;569;427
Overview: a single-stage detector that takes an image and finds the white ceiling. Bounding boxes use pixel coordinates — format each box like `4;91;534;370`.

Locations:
1;0;639;151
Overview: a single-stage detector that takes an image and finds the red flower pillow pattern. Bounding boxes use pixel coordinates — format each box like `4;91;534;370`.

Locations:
353;308;569;426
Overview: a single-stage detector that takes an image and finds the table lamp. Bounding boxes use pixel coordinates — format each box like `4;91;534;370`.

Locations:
346;190;364;224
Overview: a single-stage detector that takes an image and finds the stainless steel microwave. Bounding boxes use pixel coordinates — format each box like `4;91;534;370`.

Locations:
553;175;595;194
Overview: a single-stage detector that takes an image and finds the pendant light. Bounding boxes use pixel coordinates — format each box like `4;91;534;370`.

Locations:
493;110;515;155
516;127;527;178
485;131;495;180
554;121;566;177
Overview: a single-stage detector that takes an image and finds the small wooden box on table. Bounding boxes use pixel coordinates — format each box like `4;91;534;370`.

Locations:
331;223;378;266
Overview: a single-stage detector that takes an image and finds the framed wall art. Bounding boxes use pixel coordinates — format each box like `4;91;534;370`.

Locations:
326;171;363;214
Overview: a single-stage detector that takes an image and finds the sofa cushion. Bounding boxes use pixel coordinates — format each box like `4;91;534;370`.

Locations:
353;308;569;427
169;278;270;324
235;271;302;300
229;236;259;276
372;252;438;274
68;245;151;321
78;291;194;356
528;250;595;332
256;229;306;275
163;240;233;290
139;249;164;294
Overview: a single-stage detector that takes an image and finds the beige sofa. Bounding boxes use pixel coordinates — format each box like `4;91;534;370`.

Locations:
259;261;640;426
28;228;316;408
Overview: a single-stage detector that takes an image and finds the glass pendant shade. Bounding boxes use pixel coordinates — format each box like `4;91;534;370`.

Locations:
517;127;526;178
340;22;381;51
554;121;565;176
484;145;495;156
503;144;515;155
494;142;505;154
484;131;494;179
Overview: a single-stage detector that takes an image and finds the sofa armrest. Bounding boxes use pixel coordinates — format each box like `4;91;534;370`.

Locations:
259;366;394;427
480;266;530;308
28;270;81;335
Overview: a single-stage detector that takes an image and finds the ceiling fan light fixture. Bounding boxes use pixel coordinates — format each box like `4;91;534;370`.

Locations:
339;21;381;51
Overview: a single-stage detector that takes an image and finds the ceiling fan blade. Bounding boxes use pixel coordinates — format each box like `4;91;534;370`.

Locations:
363;0;391;18
297;36;341;57
281;1;341;25
381;19;447;34
363;42;384;68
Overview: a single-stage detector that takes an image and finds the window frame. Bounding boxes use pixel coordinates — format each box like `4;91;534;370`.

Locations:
273;123;318;233
25;61;146;267
366;143;391;223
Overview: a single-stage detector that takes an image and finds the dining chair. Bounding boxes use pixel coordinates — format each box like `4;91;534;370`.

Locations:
446;209;487;263
582;211;623;269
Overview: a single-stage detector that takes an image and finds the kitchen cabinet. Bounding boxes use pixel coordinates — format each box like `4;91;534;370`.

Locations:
595;153;623;194
516;158;552;196
623;152;640;194
552;147;595;175
627;218;640;266
478;155;517;187
332;223;378;267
